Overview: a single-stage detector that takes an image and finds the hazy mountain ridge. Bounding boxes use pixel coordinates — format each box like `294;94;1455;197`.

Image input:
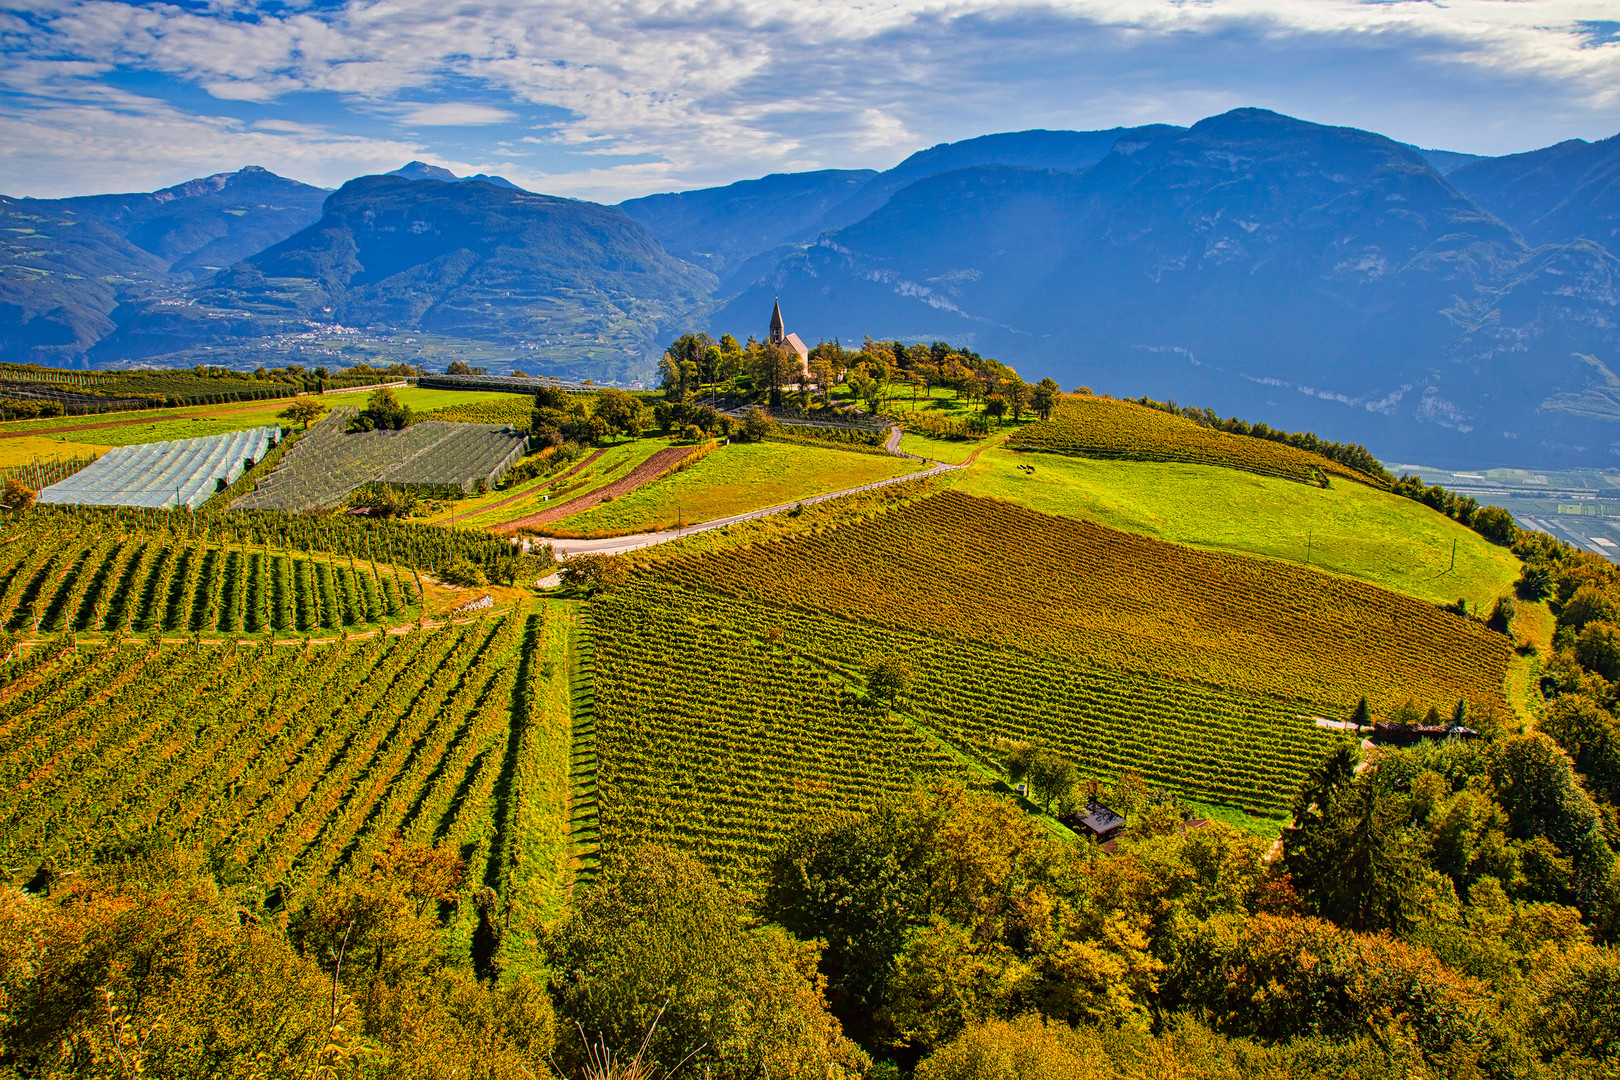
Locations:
97;175;715;379
712;110;1620;467
0;166;329;362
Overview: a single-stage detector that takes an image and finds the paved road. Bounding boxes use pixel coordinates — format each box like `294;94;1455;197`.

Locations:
531;435;965;559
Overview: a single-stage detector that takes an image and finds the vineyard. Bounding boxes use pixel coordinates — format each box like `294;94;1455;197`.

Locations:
649;491;1513;720
37;425;280;509
19;503;543;584
590;587;962;881
0;604;570;930
421;395;535;428
234;408;529;510
0;364;301;417
598;579;1341;819
1007;395;1370;486
0;519;423;634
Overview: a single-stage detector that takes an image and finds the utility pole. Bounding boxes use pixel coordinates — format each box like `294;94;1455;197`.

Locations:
1450;538;1456;573
1306;530;1312;566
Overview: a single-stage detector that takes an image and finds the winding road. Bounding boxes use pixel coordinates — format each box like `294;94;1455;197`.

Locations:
530;425;979;560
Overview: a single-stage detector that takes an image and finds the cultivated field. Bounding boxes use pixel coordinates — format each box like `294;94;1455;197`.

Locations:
235;408;527;509
0;604;572;931
37;425;280;510
651;491;1513;720
545;441;924;536
1009;394;1372;485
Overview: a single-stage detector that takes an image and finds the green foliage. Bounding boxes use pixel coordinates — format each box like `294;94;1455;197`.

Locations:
867;655;915;705
350;387;415;432
546;845;867;1080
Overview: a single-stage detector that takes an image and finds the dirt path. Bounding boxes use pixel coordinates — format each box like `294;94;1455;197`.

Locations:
492;445;697;534
439;449;606;525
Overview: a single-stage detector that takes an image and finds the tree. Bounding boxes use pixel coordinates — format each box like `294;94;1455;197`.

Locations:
548;845;866;1080
278;397;329;430
560;553;629;593
351;386;412;431
983;394;1007;425
594;387;644;442
1026;750;1077;812
741;406;775;442
1473;505;1518;546
1032;378;1060;421
446;359;474;374
867;656;915;707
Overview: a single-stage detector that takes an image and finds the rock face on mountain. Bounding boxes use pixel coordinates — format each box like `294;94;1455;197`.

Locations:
716;110;1620;467
98;175;714;376
0;167;328;361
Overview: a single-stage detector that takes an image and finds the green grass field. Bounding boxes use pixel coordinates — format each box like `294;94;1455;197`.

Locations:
951;447;1521;611
899;432;983;463
549;441;925;535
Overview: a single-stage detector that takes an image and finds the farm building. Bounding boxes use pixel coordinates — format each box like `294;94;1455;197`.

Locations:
1372;721;1480;746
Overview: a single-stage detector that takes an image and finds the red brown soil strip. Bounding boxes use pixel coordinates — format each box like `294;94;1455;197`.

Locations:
440;448;606;525
0;397;290;440
491;445;697;534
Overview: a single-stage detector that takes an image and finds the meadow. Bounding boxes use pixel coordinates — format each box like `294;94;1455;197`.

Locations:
429;438;671;529
545;441;924;535
952;447;1521;610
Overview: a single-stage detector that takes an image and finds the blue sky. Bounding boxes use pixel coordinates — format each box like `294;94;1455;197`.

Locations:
2;0;1618;202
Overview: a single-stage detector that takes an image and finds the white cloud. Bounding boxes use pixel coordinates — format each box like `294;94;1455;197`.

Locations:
400;103;516;126
0;0;1617;200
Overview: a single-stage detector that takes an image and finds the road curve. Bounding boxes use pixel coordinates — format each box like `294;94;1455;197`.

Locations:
530;443;961;559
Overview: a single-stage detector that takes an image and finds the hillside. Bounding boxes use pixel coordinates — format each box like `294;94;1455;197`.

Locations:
716;109;1620;468
100;176;715;379
8;370;1620;1077
1450;133;1620;247
0;168;328;362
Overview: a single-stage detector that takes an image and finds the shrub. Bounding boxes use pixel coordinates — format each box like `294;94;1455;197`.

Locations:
1473;505;1519;546
442;557;488;588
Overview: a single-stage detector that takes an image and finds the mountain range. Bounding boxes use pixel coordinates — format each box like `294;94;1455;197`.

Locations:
3;111;1620;466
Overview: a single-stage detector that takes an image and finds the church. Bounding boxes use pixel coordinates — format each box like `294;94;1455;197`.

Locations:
768;299;810;374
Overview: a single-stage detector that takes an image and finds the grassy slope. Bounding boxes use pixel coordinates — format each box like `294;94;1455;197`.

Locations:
552;441;924;535
431;439;670;529
898;432;981;464
951;447;1521;612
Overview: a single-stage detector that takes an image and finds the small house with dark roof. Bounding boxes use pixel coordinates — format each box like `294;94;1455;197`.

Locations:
1065;798;1127;844
769;299;810;375
1372;722;1480;747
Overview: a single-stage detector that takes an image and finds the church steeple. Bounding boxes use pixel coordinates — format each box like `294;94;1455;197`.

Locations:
769;298;785;345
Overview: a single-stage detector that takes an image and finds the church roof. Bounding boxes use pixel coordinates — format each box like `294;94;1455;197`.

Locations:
770;300;785;335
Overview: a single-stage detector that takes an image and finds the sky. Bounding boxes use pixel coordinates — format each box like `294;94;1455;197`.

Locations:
2;0;1618;204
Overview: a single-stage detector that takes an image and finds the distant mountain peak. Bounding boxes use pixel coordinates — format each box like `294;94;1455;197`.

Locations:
388;161;523;191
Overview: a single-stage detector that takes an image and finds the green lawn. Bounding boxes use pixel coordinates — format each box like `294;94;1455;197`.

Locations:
899;432;982;464
433;438;671;529
550;441;925;536
952;447;1522;611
